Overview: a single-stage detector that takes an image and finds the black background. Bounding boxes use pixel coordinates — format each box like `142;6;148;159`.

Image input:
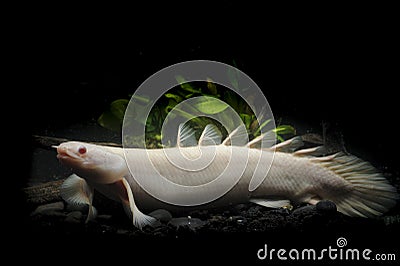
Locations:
19;3;399;265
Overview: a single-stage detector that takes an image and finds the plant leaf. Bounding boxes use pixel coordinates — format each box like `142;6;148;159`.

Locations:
175;75;201;93
165;99;178;113
131;94;150;104
98;110;122;132
206;78;218;95
240;113;252;129
276;135;285;142
164;93;183;102
253;119;272;136
110;99;129;121
193;97;229;115
273;125;296;135
227;66;240;90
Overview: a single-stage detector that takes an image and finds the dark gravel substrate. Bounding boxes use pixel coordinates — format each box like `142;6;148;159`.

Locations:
22;195;400;265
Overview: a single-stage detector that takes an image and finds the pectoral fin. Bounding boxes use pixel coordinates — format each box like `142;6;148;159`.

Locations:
116;178;156;229
60;174;97;222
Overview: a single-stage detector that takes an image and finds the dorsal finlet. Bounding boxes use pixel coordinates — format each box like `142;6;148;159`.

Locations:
246;131;276;149
293;146;327;157
222;124;248;146
198;124;222;146
268;136;304;152
177;123;197;147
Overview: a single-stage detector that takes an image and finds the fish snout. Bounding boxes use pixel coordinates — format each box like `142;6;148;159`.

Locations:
55;145;68;159
55;143;79;160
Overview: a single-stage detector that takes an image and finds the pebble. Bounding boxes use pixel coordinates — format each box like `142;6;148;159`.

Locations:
31;201;65;217
291;205;316;216
150;220;163;228
66;203;88;212
148;209;173;223
246;206;264;218
229;216;247;224
97;214;113;220
188;209;209;220
209;215;224;223
168;217;205;230
65;211;83;224
116;229;130;235
234;204;248;211
316;200;337;214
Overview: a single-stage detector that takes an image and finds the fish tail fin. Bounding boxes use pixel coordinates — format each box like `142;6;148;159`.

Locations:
311;152;399;218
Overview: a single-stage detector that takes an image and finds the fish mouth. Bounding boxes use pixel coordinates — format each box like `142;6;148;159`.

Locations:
56;146;81;161
56;153;72;160
56;151;84;170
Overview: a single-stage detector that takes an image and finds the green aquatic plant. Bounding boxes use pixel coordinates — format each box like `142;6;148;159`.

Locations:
98;71;295;147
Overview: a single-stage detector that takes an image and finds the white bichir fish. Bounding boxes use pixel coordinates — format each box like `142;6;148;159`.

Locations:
55;124;399;229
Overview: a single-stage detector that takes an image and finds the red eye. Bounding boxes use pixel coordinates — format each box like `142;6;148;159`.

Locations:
78;146;87;154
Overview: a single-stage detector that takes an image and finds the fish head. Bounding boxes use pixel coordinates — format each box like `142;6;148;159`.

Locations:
55;141;127;184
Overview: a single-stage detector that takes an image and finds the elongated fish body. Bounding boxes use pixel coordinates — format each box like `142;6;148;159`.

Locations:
118;146;269;212
55;124;399;228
